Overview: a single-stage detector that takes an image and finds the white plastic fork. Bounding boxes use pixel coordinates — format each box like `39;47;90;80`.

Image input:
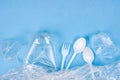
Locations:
61;42;70;70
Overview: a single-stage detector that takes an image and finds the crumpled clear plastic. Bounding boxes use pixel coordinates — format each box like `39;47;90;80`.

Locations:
0;64;96;80
25;31;58;72
90;32;120;65
96;62;120;80
1;62;120;80
0;40;22;61
1;32;120;80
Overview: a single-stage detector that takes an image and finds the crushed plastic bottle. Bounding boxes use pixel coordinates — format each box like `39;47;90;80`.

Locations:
25;31;58;71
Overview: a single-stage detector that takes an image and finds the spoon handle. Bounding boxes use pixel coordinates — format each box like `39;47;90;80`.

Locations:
89;64;95;80
66;52;77;70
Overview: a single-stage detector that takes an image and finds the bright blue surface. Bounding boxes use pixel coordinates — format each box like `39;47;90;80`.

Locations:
0;0;120;75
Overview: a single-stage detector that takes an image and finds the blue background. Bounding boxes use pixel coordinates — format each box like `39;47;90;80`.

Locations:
0;0;120;75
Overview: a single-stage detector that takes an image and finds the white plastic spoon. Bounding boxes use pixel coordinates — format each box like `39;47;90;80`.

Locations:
82;47;95;80
66;37;86;70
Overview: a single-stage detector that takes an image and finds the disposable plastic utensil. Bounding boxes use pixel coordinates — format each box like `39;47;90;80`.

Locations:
82;47;95;80
66;37;86;70
61;42;70;70
25;38;40;64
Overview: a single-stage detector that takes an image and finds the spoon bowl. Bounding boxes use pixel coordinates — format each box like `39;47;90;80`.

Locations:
82;47;94;64
82;47;95;80
74;37;86;53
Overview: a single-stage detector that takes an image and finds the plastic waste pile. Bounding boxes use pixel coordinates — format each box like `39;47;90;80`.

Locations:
0;31;120;80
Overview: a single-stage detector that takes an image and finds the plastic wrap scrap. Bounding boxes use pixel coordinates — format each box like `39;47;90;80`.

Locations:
1;62;120;80
0;40;22;61
90;32;120;65
0;32;120;80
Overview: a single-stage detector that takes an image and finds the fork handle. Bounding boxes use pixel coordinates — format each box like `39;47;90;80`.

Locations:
66;52;77;70
61;56;66;70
